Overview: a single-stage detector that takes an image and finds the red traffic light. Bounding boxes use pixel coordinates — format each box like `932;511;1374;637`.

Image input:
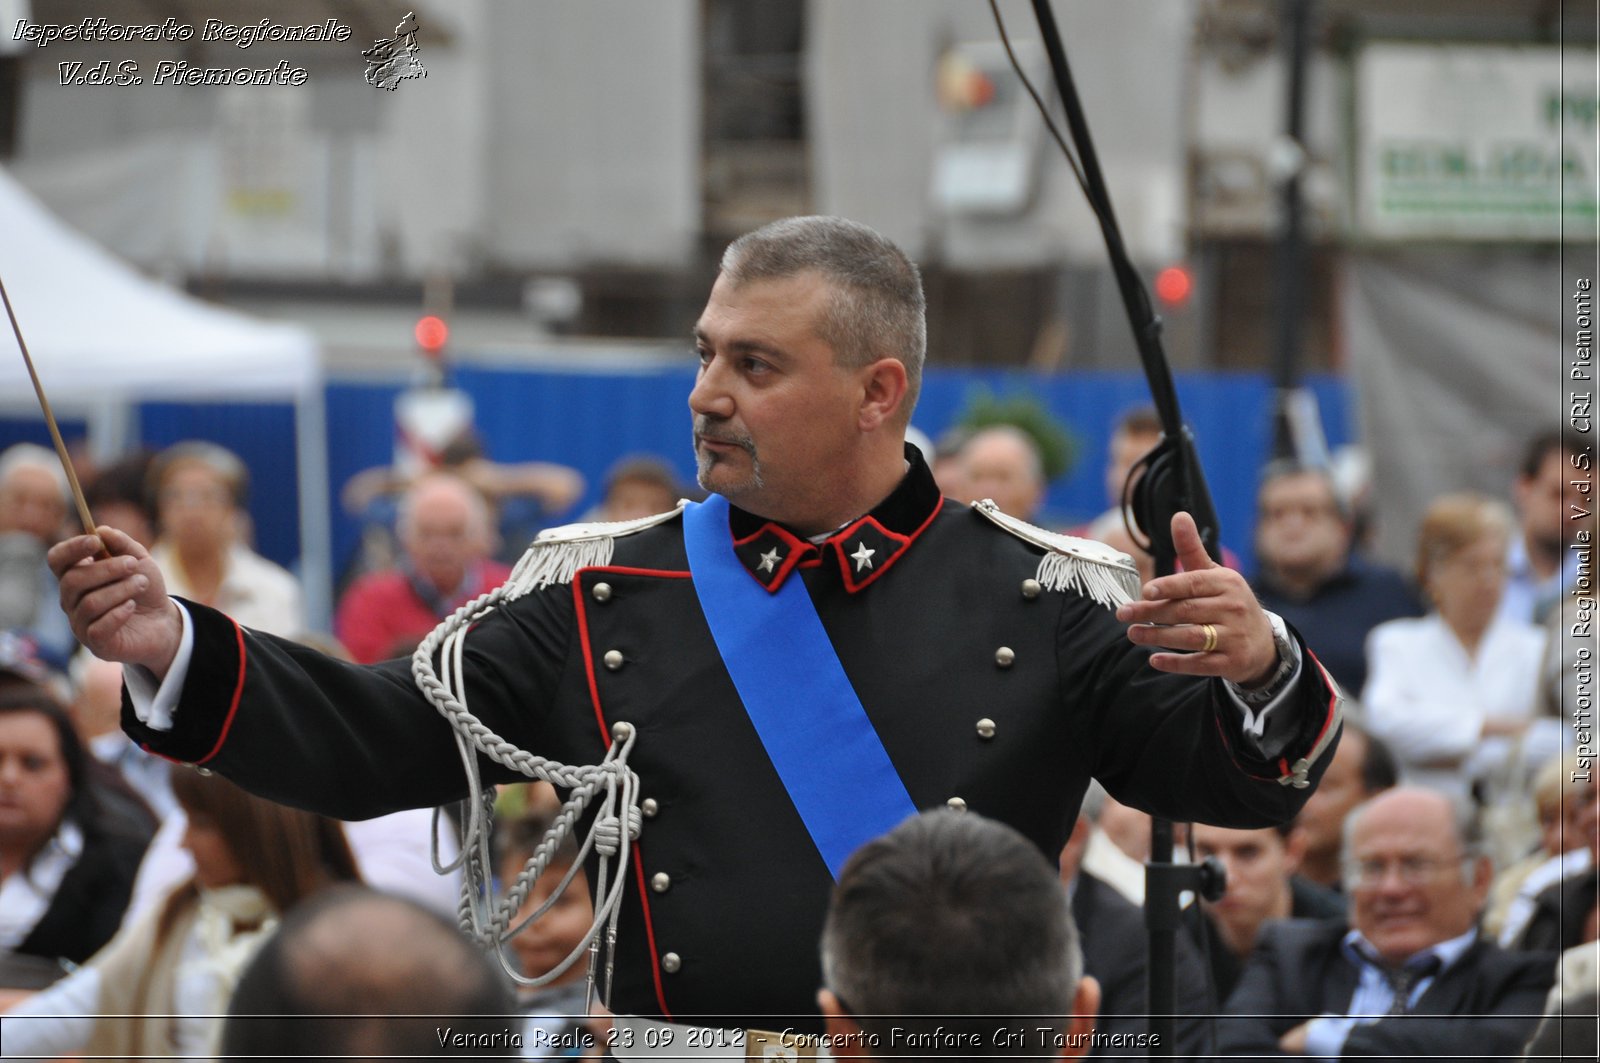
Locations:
414;314;449;354
1154;266;1192;307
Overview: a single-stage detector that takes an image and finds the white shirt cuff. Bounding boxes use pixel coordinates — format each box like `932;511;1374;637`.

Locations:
123;600;195;732
1225;610;1302;740
1302;1013;1356;1059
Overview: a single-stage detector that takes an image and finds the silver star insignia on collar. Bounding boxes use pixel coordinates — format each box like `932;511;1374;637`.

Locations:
850;541;876;572
758;547;783;573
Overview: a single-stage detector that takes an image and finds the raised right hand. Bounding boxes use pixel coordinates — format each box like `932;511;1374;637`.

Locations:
48;526;183;678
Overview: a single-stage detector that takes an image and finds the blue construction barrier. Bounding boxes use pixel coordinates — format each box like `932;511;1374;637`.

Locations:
1;366;1354;612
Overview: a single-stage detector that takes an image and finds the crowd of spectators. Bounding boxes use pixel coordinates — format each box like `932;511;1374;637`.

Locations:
0;417;1594;1060
930;421;1595;1059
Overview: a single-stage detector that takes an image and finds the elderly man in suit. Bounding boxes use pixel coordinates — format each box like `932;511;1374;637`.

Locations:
1218;787;1553;1061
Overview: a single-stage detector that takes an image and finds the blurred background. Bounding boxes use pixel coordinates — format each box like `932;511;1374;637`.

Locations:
0;0;1593;627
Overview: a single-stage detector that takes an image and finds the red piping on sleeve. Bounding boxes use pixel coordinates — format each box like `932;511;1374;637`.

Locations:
195;618;248;766
1211;709;1280;783
1306;651;1341;753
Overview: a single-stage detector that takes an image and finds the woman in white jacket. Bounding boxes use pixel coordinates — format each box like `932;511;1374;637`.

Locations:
1363;493;1559;804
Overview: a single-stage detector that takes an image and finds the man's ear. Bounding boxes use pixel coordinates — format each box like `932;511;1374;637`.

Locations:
818;989;862;1044
856;358;909;432
1057;976;1101;1060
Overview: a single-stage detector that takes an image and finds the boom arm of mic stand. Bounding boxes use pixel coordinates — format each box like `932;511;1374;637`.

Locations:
1027;0;1221;567
1025;3;1227;1056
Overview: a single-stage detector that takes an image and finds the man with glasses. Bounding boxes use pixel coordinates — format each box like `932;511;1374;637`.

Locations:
1218;787;1553;1059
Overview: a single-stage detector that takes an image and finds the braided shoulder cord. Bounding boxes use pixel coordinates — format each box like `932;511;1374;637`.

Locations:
411;580;641;1004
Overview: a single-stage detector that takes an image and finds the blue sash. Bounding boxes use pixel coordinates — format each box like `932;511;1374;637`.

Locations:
682;495;917;879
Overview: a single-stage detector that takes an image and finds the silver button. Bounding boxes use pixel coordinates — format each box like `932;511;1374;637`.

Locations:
661;952;682;973
194;765;213;776
995;646;1015;668
947;797;968;812
604;649;624;671
1020;578;1042;600
641;798;659;818
976;718;996;740
651;872;671;893
592;582;613;602
612;721;634;742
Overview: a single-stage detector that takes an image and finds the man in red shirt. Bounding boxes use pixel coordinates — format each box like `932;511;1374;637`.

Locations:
334;472;510;664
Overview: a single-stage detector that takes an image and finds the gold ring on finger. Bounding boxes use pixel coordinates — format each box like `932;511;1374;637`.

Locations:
1199;623;1219;653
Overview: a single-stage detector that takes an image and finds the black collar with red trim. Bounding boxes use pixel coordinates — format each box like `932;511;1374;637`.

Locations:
725;445;944;594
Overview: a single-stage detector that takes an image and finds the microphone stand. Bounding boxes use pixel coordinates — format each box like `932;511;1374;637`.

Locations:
1027;2;1226;1055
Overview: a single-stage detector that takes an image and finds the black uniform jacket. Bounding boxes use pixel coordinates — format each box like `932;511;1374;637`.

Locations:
123;453;1340;1030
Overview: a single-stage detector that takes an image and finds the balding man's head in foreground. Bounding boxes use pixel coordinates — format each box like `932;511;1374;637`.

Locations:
223;886;516;1060
819;810;1098;1059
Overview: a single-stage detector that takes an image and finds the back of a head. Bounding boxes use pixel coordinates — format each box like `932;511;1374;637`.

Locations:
224;885;516;1060
821;810;1081;1055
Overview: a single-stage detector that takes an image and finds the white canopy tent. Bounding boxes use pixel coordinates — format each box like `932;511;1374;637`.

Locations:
0;166;332;627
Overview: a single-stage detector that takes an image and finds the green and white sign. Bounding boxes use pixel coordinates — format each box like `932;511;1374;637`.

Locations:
1355;43;1597;240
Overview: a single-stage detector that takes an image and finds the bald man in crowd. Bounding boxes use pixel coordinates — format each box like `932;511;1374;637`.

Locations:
1220;788;1553;1059
335;472;511;663
960;425;1047;523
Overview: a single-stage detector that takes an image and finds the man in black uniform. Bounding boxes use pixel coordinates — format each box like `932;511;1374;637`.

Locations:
51;217;1341;1038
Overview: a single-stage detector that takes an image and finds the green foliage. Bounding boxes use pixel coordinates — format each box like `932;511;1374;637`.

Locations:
955;390;1078;483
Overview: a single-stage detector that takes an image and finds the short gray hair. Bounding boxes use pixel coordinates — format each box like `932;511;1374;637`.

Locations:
820;810;1082;1054
720;216;926;415
0;443;68;499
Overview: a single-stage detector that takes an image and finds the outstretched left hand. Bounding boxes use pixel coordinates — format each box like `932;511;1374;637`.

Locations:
1116;512;1279;686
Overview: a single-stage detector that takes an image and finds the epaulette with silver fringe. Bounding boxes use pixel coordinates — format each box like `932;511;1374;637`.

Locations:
501;501;688;600
971;498;1140;610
